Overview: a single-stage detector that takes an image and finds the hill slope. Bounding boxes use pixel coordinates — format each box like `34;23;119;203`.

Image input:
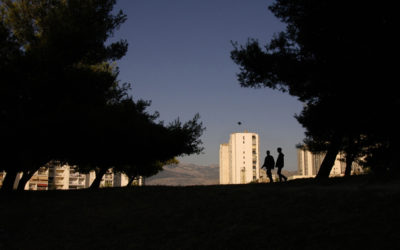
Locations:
1;176;400;249
146;163;219;185
146;163;297;186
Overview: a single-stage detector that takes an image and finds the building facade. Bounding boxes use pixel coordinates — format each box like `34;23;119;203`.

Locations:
26;167;49;190
219;131;260;184
48;165;70;190
295;148;363;179
219;143;229;184
0;166;143;190
68;167;87;189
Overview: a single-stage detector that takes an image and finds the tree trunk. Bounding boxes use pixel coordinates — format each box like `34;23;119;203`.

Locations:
344;154;354;177
89;168;107;189
17;170;36;191
316;137;341;180
1;169;18;191
127;176;136;187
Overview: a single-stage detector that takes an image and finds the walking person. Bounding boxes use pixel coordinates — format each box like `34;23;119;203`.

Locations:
276;147;287;182
262;150;275;183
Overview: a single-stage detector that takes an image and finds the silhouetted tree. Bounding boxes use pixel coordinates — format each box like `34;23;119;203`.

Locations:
0;0;128;190
62;94;204;189
0;15;24;190
296;100;367;177
231;1;397;179
114;114;206;188
118;158;178;187
1;0;206;191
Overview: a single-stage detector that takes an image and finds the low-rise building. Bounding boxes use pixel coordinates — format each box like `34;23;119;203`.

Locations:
294;148;364;179
0;166;143;190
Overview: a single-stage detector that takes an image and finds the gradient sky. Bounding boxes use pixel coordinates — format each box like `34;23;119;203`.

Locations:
111;0;305;171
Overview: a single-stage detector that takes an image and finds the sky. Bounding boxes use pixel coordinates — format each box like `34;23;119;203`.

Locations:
111;0;305;171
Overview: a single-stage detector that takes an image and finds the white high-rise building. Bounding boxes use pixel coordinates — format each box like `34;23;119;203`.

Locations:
219;131;260;184
219;143;229;184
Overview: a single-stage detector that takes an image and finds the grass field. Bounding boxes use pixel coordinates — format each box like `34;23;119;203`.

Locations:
1;176;400;249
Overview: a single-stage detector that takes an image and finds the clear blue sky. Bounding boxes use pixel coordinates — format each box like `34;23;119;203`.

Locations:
112;0;305;171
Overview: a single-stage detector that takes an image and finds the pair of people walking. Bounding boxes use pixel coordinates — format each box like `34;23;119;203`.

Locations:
262;147;287;183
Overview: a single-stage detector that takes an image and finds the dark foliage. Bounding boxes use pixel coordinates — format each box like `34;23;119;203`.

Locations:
231;0;399;179
0;0;204;190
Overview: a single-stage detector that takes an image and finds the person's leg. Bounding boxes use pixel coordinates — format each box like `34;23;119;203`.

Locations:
278;168;287;181
267;168;273;182
277;168;282;182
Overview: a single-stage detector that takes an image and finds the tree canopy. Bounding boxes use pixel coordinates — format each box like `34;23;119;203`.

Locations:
231;0;398;179
0;0;205;190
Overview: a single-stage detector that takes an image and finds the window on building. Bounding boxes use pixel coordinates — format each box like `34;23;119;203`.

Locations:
105;180;113;187
240;167;246;183
38;168;47;175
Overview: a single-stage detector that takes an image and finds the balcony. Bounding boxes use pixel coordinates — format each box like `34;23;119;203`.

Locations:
70;179;85;185
70;182;85;187
104;175;113;180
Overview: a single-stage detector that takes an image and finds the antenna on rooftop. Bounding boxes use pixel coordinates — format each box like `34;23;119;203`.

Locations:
237;121;249;133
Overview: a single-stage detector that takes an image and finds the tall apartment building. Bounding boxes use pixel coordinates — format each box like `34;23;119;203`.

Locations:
48;165;70;190
114;172;130;187
219;131;260;184
26;167;49;190
295;148;363;178
68;167;87;189
219;143;229;184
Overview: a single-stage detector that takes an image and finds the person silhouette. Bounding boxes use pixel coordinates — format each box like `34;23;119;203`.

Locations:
276;147;287;182
262;150;275;183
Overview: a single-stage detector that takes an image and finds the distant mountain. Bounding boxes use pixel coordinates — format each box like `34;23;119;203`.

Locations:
281;169;298;178
146;164;298;186
146;163;219;186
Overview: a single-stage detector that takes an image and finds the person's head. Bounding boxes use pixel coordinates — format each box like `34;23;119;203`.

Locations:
266;150;270;155
277;147;282;153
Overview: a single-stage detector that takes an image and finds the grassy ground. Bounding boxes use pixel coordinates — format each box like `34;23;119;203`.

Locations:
1;175;400;249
